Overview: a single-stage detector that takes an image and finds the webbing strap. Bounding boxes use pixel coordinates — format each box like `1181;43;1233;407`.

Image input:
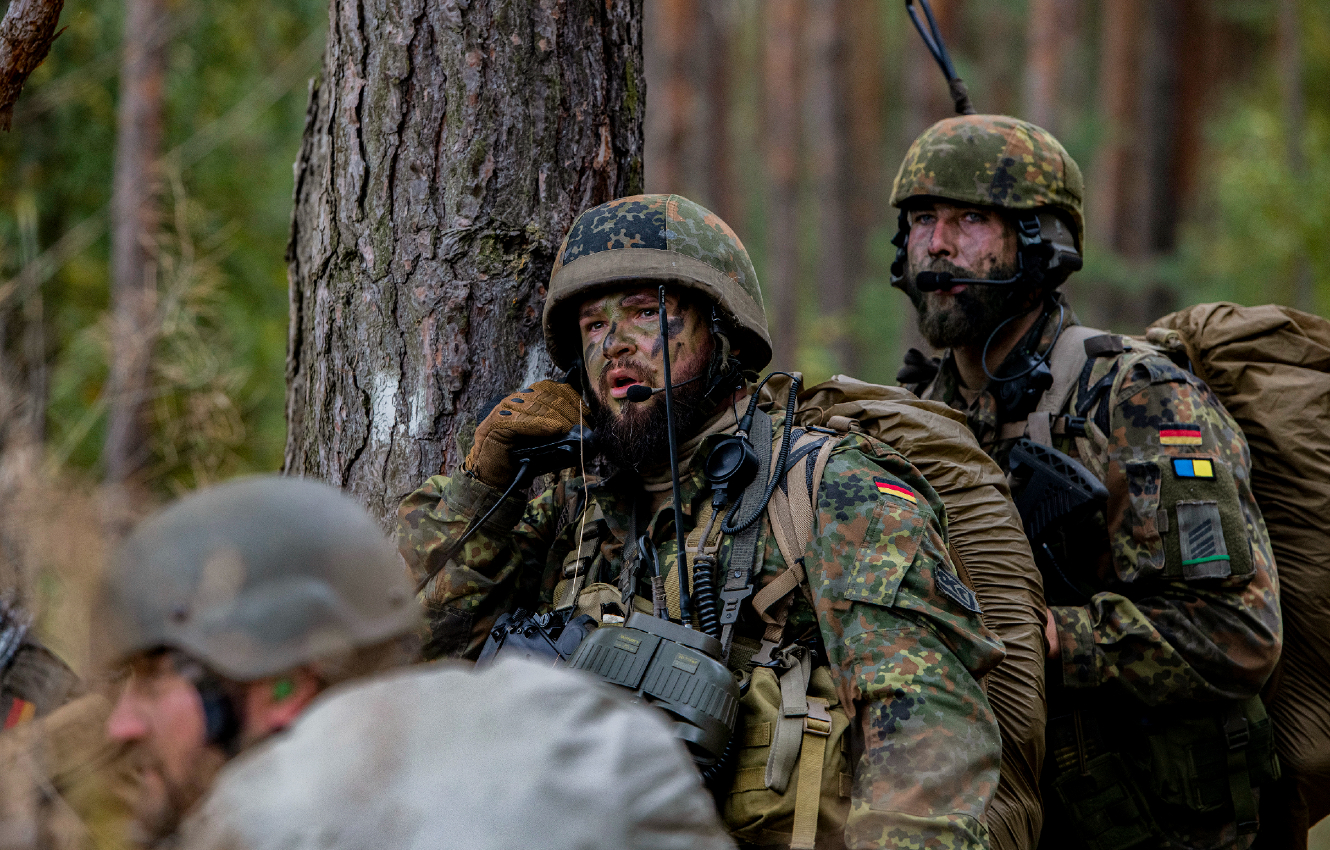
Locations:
554;506;604;611
1225;703;1258;835
1005;325;1100;445
791;696;832;850
664;501;725;623
766;646;814;794
757;431;837;643
720;410;773;659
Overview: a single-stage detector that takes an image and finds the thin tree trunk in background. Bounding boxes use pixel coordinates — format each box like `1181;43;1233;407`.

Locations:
845;0;882;373
1278;0;1314;313
644;0;694;195
285;0;644;522
1089;0;1138;254
807;0;854;374
1134;1;1179;256
1025;0;1078;133
700;0;738;225
763;0;802;370
104;0;168;488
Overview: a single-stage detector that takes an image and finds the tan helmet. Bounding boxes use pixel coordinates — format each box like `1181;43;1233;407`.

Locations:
891;114;1085;251
99;475;420;681
542;194;771;373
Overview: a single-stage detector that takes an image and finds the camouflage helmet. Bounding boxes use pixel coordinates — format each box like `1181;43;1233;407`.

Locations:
890;114;1085;249
543;194;771;372
99;476;420;682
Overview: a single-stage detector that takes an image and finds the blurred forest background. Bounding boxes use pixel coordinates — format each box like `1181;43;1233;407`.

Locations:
3;0;1328;503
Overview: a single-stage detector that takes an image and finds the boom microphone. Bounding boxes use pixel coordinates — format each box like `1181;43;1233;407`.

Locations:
915;270;1024;292
624;373;703;402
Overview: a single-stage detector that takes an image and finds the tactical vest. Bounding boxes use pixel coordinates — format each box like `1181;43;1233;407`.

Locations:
941;323;1282;850
556;384;1037;850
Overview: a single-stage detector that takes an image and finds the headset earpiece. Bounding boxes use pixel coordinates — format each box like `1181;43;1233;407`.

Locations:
889;209;910;286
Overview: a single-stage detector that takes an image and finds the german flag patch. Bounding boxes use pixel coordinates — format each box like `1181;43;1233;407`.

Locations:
1160;426;1203;446
874;478;917;504
3;696;35;729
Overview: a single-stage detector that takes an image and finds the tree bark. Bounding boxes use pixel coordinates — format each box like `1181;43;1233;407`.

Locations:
104;0;168;488
284;0;644;522
762;0;802;371
0;0;65;131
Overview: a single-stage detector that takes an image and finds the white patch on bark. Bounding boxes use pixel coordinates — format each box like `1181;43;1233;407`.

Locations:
371;371;400;448
409;382;429;437
521;342;554;388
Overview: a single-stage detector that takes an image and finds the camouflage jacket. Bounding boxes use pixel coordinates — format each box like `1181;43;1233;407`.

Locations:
908;303;1282;848
910;303;1280;705
398;423;1005;850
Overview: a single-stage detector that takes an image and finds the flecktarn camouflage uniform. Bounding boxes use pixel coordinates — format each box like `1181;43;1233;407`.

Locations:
909;305;1281;850
400;194;1006;850
895;115;1282;850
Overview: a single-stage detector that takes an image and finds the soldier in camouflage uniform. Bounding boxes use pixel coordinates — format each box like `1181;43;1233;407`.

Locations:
890;115;1282;850
398;193;1006;850
100;476;728;850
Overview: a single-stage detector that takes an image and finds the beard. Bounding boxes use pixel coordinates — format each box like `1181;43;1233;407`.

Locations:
126;741;227;845
902;258;1021;349
591;358;715;473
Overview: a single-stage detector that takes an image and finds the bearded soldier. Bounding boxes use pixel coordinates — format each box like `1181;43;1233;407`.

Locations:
890;115;1282;850
398;194;1005;849
100;475;727;850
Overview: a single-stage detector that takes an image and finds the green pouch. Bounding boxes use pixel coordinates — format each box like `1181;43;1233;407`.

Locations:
1143;697;1280;815
1053;752;1160;850
723;663;852;848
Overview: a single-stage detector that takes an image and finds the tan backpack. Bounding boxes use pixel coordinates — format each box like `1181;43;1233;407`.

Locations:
725;375;1046;850
1146;303;1330;843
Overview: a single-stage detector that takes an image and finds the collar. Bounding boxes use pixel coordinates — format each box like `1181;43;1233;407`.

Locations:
927;292;1080;452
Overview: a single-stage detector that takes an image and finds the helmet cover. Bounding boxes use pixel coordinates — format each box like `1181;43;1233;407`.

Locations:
543;194;771;372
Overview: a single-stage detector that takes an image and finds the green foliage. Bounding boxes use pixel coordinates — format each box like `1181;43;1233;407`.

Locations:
0;0;325;491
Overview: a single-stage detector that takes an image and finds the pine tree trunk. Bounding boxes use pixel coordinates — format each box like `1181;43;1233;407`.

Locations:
104;0;168;488
284;0;644;522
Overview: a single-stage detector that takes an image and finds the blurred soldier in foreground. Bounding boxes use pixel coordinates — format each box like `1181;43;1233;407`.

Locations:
399;194;1005;849
891;115;1282;849
100;475;730;850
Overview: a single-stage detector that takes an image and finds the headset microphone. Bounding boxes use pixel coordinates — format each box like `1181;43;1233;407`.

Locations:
623;373;703;403
915;269;1024;291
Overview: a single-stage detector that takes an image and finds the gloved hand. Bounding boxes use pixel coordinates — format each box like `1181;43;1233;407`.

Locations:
464;380;591;488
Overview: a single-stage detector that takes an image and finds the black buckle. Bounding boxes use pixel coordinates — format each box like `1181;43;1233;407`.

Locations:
1224;714;1250;751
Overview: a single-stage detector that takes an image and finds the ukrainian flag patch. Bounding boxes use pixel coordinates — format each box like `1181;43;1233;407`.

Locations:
874;478;917;504
1160;426;1203;446
1172;458;1214;479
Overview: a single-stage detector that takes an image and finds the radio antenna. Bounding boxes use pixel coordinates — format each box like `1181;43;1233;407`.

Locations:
905;0;975;115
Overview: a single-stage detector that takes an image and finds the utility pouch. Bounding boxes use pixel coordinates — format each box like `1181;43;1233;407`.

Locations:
723;645;852;850
474;608;597;668
1139;697;1279;832
1053;752;1160;850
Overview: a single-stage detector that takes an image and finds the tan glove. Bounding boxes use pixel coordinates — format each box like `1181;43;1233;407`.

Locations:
465;380;591;487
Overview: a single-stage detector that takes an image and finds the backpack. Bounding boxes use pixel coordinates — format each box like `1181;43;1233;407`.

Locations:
732;375;1046;850
1145;303;1330;838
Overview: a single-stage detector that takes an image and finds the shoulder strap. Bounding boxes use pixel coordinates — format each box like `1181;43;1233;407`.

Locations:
755;430;838;647
1001;324;1102;444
